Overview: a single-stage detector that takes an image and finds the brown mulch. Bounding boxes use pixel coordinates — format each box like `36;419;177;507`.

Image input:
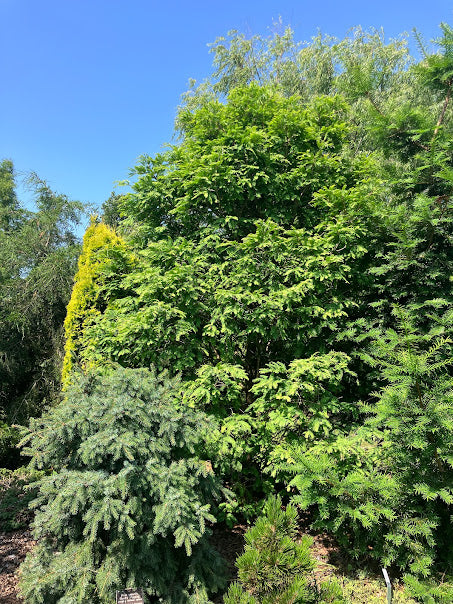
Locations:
211;523;248;581
0;531;35;604
309;531;346;583
0;525;345;603
210;523;247;603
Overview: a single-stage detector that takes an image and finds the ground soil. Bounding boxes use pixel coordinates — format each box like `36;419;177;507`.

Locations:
0;525;345;603
0;531;35;604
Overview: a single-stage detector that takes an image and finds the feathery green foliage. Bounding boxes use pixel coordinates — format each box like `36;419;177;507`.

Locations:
65;85;384;517
403;574;453;603
288;307;453;577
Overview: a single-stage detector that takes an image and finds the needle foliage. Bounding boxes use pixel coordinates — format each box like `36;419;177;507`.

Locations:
19;367;226;603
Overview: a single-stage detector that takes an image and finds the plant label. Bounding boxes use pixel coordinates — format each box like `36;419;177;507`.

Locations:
116;588;144;603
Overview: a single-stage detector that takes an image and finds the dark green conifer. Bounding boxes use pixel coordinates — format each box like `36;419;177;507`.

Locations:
289;306;453;578
224;496;344;603
19;367;226;603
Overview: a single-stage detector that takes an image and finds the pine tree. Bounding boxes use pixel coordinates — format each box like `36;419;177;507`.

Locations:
19;367;226;603
224;495;344;604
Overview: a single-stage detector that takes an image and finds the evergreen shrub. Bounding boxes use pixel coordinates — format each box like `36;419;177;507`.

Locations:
288;307;453;577
224;495;344;603
403;574;453;603
19;367;226;603
62;220;131;386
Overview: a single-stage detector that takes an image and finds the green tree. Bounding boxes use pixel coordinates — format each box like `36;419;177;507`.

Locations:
101;191;126;229
62;220;130;386
19;367;226;603
0;163;85;466
288;307;453;577
180;23;453;201
224;495;344;603
65;85;383;514
0;159;21;231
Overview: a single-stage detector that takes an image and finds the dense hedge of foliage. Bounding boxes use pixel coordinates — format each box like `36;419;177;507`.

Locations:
59;23;453;586
10;20;453;604
289;307;453;576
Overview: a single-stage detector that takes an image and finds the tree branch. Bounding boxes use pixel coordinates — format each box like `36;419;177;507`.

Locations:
432;81;452;142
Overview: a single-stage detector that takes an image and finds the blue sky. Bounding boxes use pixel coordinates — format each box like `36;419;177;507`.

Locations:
1;0;453;218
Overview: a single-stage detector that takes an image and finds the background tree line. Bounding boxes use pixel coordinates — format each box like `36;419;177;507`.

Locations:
0;160;87;466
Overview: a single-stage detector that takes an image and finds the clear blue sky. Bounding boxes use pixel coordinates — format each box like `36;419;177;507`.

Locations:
1;0;453;217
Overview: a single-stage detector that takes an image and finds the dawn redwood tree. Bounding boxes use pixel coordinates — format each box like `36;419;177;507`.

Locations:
63;84;385;516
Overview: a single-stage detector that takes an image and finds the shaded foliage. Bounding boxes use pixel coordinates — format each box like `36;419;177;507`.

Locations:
0;162;85;467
